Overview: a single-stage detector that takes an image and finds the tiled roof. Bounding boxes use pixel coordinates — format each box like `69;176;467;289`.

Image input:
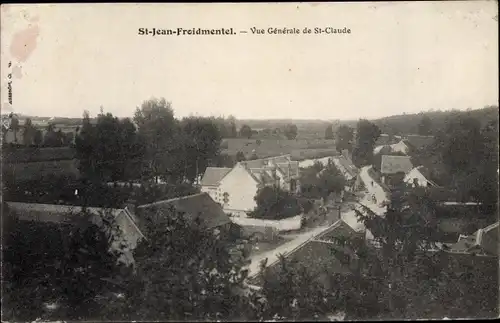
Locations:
200;167;232;186
6;202;124;223
240;154;291;169
137;193;231;229
448;222;498;255
276;161;300;179
380;155;413;174
249;168;275;185
5;201;145;240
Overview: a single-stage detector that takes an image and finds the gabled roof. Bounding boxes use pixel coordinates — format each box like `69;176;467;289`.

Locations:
276;161;300;179
380;155;413;174
5;202;146;241
137;193;231;229
249;168;275;185
240;154;291;169
448;222;498;255
200;167;232;186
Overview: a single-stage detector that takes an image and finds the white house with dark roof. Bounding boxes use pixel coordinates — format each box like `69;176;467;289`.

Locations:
404;165;439;188
200;154;300;217
448;221;498;256
380;155;413;185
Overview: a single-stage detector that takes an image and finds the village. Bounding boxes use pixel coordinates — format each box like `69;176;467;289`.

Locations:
2;104;498;321
1;2;497;321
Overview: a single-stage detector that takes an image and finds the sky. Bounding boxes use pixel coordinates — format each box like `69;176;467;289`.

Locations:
1;2;498;120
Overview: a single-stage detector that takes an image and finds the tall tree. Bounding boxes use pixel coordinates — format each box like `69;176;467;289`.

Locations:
324;124;334;140
115;206;251;321
10;114;19;143
250;186;302;220
335;125;354;153
352;120;381;167
181;116;222;183
2;207;128;321
22;118;36;146
239;124;253;139
227;115;238;138
133;98;183;183
76;110;144;183
417;115;433;135
43;123;64;147
283;123;298;140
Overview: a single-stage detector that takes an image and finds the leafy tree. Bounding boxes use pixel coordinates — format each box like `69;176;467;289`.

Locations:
335;125;354;153
236;151;246;162
283;123;298;140
417;115;433;135
349;180;498;319
33;129;43;146
324;124;334;139
181;116;222;183
43;123;64;147
239;124;253;139
250;186;302;220
352;119;381;167
76;110;144;184
2;206;128;321
22;118;37;146
133;98;183;183
228;115;238;138
115;205;251;321
299;160;345;201
257;256;339;321
10;114;20;143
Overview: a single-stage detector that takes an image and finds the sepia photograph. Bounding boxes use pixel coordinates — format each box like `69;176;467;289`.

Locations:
1;2;498;322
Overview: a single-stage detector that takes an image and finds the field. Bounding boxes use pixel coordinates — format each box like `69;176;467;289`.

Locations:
4;159;80;181
2;147;76;163
221;138;339;160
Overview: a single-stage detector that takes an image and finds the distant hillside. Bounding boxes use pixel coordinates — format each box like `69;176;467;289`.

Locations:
371;106;499;135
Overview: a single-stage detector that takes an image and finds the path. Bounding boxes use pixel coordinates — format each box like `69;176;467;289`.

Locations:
246;224;331;277
359;166;389;215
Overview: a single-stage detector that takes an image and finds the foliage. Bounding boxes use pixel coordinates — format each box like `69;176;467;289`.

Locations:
324;124;334;139
335;124;354;152
133;98;183;183
283;123;298;140
239;124;253;139
115;206;251;321
349;182;498;319
2;206;127;321
299;160;346;201
22;118;37;145
417;115;433;135
76;110;144;183
352;119;381;167
235;151;246;162
250;186;302;220
258;255;340;321
180;116;222;182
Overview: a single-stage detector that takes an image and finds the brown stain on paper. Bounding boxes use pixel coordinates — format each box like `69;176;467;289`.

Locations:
9;21;40;63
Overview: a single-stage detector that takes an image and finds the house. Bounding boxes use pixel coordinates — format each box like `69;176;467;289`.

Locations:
200;154;300;217
248;219;363;287
332;155;358;182
448;222;498;256
380;155;413;186
404;165;439;188
5;202;145;266
136;192;235;235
